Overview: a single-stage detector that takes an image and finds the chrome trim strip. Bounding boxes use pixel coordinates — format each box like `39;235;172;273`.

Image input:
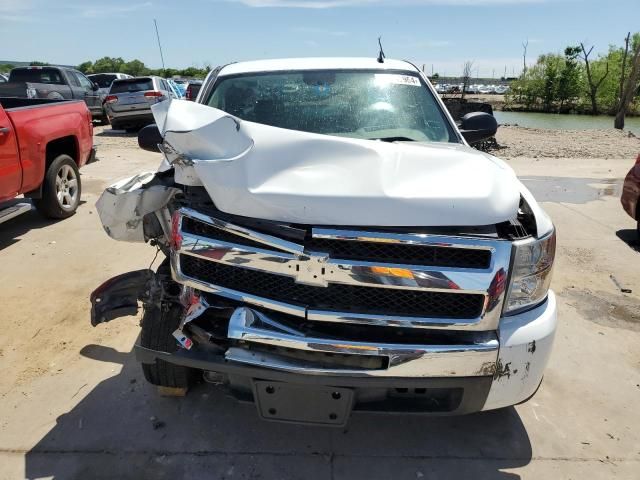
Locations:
180;207;305;255
225;307;498;378
306;310;486;329
312;227;502;250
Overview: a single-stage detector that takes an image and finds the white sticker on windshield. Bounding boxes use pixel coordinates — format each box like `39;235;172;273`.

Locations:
374;74;421;87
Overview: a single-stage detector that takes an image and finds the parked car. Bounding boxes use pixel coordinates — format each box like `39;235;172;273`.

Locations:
0;97;95;223
184;80;202;101
104;76;177;132
86;73;133;125
167;79;185;99
0;66;104;122
87;73;132;96
621;153;640;238
0;73;7;83
170;78;188;96
91;57;557;426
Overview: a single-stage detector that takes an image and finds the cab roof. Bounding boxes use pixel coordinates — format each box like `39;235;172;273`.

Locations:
218;58;419;77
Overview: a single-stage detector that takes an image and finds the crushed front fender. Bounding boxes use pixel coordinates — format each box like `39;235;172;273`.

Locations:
96;172;180;243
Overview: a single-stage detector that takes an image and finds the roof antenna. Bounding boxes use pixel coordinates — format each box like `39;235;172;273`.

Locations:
377;36;386;63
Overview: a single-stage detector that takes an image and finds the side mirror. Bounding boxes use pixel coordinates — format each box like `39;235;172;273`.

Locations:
91;82;99;91
459;112;498;145
138;124;163;152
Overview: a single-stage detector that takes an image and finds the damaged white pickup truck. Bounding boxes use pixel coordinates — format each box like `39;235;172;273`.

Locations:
91;58;557;426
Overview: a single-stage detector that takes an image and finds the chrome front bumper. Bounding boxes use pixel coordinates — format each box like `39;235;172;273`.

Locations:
225;306;499;378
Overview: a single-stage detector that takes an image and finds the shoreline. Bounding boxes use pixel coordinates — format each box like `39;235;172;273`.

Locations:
494;125;640;159
459;94;640;118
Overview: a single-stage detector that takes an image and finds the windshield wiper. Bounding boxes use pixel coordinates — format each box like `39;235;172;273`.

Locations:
370;136;416;142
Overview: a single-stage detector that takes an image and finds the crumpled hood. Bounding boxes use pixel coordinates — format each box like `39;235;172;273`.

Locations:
152;100;521;227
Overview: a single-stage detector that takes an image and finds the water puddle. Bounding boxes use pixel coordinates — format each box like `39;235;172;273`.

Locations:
519;176;623;204
562;288;640;331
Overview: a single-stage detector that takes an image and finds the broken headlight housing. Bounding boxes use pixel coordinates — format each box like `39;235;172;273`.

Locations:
504;228;556;314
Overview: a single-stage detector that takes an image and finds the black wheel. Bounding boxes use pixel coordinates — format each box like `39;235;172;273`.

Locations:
33;154;81;219
141;302;197;389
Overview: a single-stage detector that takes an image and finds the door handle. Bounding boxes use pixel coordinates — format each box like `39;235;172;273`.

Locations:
0;127;10;135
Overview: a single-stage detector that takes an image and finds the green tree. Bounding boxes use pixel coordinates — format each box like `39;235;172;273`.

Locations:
541;54;562;110
92;56;125;73
557;46;583;111
122;59;148;76
0;63;14;73
77;61;94;74
180;66;203;78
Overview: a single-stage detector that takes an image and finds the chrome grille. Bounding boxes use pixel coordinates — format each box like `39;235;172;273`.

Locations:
172;208;513;331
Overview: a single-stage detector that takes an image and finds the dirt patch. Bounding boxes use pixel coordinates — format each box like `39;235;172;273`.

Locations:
562;288;640;331
494;126;640;159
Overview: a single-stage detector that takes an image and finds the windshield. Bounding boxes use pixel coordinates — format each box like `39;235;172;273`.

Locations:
88;74;118;88
206;70;457;143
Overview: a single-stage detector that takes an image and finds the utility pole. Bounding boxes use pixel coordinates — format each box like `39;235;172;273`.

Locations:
154;19;166;74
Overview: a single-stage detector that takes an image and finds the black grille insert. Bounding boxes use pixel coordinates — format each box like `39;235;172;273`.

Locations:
180;255;485;319
306;238;491;269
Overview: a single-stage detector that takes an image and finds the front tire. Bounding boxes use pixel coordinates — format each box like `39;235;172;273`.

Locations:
33;154;81;219
141;303;197;389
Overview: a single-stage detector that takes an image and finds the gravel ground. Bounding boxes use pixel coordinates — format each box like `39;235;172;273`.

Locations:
495;126;640;159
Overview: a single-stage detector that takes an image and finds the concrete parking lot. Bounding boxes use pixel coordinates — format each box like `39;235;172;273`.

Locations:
1;126;639;479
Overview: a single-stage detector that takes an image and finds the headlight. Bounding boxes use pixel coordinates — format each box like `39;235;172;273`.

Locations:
504;229;556;314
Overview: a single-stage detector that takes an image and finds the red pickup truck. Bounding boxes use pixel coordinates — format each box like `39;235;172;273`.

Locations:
0;97;95;224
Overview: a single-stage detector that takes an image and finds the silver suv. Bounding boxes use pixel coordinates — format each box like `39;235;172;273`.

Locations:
104;76;176;132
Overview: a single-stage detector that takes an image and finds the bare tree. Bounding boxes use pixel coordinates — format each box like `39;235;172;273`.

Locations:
615;35;640;130
579;43;609;115
618;33;631;106
522;39;529;75
461;61;474;101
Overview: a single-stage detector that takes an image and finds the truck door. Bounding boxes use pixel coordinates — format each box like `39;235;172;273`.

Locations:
0;105;21;201
70;70;101;116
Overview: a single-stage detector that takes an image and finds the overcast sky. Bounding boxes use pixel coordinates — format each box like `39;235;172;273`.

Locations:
1;0;638;76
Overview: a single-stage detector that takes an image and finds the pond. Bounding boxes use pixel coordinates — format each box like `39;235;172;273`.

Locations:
494;111;640;136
